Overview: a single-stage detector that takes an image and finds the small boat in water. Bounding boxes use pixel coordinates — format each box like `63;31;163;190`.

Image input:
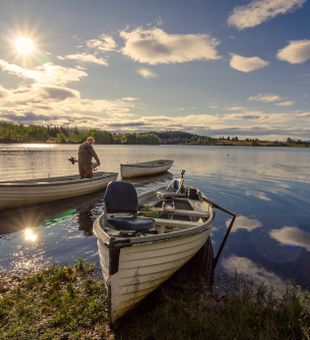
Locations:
120;159;173;179
0;171;118;210
93;173;215;324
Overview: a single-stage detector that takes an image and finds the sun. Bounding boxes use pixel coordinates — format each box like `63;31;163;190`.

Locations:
13;36;36;56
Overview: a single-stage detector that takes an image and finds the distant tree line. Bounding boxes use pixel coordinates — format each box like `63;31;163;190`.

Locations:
0;122;161;145
0;122;309;147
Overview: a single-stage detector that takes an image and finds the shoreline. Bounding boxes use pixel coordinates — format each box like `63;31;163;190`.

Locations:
0;141;309;148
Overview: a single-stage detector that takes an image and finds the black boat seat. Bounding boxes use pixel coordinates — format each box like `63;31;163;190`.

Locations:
104;181;155;232
107;216;155;232
104;181;138;214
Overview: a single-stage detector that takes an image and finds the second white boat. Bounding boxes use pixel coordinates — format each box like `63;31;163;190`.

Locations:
120;159;173;178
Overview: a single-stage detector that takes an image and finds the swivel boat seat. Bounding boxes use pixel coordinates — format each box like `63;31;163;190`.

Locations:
103;181;155;233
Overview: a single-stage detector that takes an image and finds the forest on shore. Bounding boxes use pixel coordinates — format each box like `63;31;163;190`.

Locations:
0;121;309;147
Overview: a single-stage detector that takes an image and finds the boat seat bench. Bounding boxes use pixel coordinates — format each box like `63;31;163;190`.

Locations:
159;208;209;218
146;208;209;219
153;218;199;228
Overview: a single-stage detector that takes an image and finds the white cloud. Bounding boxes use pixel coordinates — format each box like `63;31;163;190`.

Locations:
226;215;262;233
270;226;310;251
86;34;118;52
0;80;137;128
228;105;248;112
228;0;305;30
59;53;108;66
248;93;282;103
0;59;87;86
121;97;138;102
277;40;310;64
248;93;295;106
136;67;158;79
1;80;309;140
230;53;269;73
120;27;221;65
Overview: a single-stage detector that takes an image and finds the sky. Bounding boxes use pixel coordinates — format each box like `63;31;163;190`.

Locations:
0;0;309;140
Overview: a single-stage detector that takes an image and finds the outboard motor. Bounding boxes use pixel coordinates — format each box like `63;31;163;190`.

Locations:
165;169;186;194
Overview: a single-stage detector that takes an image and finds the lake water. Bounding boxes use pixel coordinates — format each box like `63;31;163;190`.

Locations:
0;144;309;290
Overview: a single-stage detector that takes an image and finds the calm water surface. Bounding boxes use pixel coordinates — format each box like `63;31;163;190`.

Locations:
0;144;309;290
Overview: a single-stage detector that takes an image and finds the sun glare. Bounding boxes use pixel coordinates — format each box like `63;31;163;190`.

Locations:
14;36;35;56
24;228;38;242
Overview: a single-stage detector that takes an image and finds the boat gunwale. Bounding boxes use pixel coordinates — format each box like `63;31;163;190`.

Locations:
0;172;118;187
93;197;214;248
120;159;173;169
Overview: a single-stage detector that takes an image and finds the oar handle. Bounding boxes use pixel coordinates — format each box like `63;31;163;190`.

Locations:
202;196;236;217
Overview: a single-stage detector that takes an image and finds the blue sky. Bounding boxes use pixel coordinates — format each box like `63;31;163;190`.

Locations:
0;0;309;140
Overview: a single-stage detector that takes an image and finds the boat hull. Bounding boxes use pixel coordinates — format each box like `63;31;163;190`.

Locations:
121;160;173;179
0;172;118;209
97;228;211;323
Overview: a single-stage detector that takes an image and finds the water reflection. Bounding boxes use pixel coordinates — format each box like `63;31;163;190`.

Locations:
128;171;173;187
226;215;262;233
0;144;309;289
270;226;310;252
222;255;287;293
24;228;38;242
77;208;97;236
246;190;271;201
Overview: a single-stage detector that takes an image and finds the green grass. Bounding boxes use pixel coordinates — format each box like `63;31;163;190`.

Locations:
1;262;309;340
117;280;310;340
0;260;110;339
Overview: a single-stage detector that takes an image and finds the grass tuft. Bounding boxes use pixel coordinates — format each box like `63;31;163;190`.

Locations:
0;261;109;339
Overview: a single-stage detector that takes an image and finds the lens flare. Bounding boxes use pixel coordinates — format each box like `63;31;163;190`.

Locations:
13;36;35;56
24;228;38;242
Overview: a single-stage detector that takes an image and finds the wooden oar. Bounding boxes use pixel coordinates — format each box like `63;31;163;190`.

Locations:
202;196;237;269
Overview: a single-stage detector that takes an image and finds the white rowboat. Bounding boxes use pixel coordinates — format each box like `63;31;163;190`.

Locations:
0;171;118;210
93;176;215;324
120;159;173;178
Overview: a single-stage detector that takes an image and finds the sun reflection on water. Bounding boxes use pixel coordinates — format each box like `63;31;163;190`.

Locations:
24;228;38;242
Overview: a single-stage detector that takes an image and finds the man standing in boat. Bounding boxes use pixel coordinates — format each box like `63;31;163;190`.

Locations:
78;136;100;178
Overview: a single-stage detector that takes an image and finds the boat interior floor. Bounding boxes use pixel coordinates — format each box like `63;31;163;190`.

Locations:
103;197;210;238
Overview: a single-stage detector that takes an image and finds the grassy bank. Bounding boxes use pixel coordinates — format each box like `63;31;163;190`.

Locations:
0;261;110;339
1;262;309;340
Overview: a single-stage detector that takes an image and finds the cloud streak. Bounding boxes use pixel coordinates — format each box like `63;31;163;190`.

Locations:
120;27;221;65
228;0;305;30
0;59;87;86
248;93;295;106
59;53;108;66
136;67;158;78
86;34;118;52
